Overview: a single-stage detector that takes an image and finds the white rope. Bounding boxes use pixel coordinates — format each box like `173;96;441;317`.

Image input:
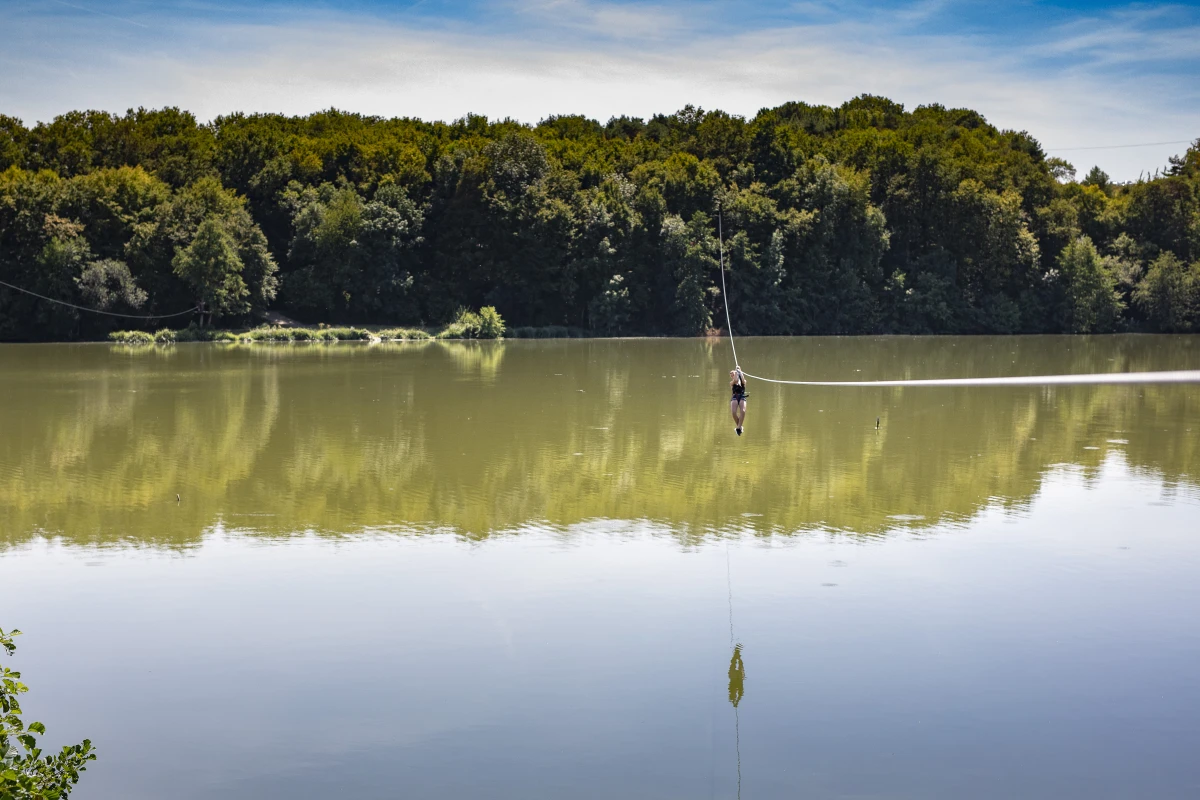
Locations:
740;370;1200;387
714;204;1200;388
716;206;739;370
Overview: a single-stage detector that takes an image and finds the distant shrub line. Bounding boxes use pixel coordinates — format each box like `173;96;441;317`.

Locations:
110;307;536;344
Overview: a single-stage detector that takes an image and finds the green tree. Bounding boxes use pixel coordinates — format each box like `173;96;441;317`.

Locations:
127;177;277;320
1047;157;1076;182
588;274;632;335
1081;166;1112;194
0;117;25;172
477;305;505;338
774;158;889;333
948;180;1040;332
1134;252;1200;332
1;628;96;800
172;216;249;324
76;259;147;312
661;212;717;335
1123;177;1199;264
283;183;423;321
1056;236;1123;333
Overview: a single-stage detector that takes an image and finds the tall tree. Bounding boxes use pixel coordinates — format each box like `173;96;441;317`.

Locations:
172;216;249;324
1056;236;1123;333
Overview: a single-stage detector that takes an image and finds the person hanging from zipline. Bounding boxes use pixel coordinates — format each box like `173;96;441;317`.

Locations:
730;367;748;436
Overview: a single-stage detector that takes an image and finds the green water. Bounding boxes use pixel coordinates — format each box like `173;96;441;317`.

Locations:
2;336;1200;799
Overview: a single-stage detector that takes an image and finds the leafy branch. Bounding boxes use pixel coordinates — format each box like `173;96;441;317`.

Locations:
0;629;95;800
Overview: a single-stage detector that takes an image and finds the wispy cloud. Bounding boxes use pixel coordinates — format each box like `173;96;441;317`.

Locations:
46;0;150;28
0;1;1196;181
1039;7;1200;65
893;0;952;25
508;0;694;39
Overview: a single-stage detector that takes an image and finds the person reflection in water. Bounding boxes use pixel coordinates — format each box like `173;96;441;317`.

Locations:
728;642;746;799
730;368;748;436
728;643;745;708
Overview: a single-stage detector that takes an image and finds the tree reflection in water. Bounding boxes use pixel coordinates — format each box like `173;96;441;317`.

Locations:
1;336;1198;549
728;643;745;798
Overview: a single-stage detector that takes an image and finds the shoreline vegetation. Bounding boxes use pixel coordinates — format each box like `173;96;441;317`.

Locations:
105;326;581;344
2;98;1199;343
106;305;600;343
106;305;606;343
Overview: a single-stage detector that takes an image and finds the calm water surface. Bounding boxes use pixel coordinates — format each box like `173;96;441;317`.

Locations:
2;336;1199;799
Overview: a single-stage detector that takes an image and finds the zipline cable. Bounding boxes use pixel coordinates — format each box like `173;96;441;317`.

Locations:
0;279;197;320
715;207;1200;387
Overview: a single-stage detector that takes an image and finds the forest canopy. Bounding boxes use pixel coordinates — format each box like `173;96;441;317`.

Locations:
1;98;1198;340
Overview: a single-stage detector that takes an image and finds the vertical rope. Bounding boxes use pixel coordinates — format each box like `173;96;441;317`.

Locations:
717;206;739;370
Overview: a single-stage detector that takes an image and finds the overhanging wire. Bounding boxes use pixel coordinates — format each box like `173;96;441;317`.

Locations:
0;279;197;320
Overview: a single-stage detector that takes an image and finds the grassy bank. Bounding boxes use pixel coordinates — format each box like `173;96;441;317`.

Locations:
107;306;598;344
108;324;599;345
110;326;403;344
107;307;573;344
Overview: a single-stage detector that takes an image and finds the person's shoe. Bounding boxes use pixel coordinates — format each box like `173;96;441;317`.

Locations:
736;427;742;436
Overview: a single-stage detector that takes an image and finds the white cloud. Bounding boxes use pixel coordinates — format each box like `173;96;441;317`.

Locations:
0;2;1195;181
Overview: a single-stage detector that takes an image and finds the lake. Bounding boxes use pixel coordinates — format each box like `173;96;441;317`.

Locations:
2;336;1199;799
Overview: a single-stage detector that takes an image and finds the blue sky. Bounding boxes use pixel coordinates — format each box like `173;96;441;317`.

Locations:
2;0;1198;180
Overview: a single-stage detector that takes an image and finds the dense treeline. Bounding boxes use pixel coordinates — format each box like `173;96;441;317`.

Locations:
1;99;1198;340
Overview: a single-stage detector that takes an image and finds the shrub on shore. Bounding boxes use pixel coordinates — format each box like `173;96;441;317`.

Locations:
174;326;211;342
377;328;432;340
324;327;373;341
108;330;155;344
478;306;505;339
108;324;434;344
436;308;481;339
436;306;506;339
